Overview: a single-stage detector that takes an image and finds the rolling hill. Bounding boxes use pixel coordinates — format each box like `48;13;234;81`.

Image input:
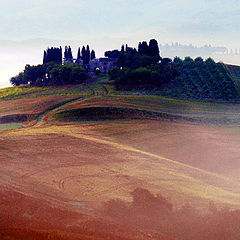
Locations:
1;83;240;239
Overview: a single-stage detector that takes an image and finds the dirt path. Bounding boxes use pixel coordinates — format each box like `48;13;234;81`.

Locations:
35;85;110;126
35;97;84;126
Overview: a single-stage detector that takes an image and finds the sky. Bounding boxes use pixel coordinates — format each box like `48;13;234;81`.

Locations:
0;0;240;87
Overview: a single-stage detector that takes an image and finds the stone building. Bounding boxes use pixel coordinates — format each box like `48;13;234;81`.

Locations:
63;58;76;64
89;57;117;73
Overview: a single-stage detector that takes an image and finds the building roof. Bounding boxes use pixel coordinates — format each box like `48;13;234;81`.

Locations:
91;57;117;62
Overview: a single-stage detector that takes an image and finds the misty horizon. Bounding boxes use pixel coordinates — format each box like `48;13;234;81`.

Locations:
1;37;240;89
1;0;240;88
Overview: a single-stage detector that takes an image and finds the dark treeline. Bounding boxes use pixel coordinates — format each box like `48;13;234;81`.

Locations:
108;39;237;100
64;46;73;60
43;45;96;65
105;39;161;68
10;62;88;87
110;64;177;91
107;39;177;92
77;45;96;64
10;44;97;87
43;47;62;64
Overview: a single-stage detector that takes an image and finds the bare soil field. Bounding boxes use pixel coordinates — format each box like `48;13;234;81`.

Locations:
1;94;240;239
0;96;73;119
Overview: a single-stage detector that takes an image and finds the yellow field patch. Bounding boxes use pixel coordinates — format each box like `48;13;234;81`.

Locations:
4;121;240;209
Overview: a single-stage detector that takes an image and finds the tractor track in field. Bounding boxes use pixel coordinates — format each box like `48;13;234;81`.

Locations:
34;85;109;126
35;97;85;126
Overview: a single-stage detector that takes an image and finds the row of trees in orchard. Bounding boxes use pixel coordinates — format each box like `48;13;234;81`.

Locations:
43;45;96;65
168;57;237;100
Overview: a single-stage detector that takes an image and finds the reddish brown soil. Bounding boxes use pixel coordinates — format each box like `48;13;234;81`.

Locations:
1;107;240;239
0;96;72;118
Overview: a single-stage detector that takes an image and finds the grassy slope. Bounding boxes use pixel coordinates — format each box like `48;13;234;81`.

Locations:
4;91;238;205
1;80;240;239
0;81;110;129
53;95;240;126
46;94;240;204
0;85;90;100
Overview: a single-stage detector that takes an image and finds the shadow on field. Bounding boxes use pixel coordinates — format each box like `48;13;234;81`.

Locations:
1;186;240;240
54;106;240;125
102;188;240;240
54;107;195;123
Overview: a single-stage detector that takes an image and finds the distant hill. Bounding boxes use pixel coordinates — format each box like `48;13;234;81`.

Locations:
160;43;228;59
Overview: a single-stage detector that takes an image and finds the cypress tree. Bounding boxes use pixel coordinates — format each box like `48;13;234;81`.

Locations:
64;46;73;60
81;46;86;64
43;47;62;64
138;42;143;54
59;46;62;64
86;45;90;64
77;47;81;59
64;46;68;59
43;50;46;64
68;46;73;59
91;50;96;60
148;39;160;60
141;41;149;55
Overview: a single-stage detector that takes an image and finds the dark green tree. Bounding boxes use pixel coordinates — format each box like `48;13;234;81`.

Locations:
43;47;62;64
86;45;91;64
64;46;73;60
140;41;148;55
90;50;96;60
105;49;121;58
148;39;160;60
77;47;81;60
81;46;86;64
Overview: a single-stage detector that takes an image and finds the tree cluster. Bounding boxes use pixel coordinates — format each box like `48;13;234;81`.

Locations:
105;39;161;68
43;47;62;64
77;45;96;65
138;39;160;60
109;46;237;100
109;63;178;91
10;62;88;87
64;46;73;60
43;45;96;65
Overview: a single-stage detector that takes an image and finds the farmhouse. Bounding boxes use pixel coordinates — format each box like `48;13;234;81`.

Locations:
89;57;117;73
63;56;117;73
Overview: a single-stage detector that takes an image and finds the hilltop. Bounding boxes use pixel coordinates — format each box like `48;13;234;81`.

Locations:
10;39;239;105
1;39;240;239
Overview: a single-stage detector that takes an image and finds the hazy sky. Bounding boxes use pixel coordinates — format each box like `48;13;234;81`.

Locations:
1;0;239;46
0;0;240;87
